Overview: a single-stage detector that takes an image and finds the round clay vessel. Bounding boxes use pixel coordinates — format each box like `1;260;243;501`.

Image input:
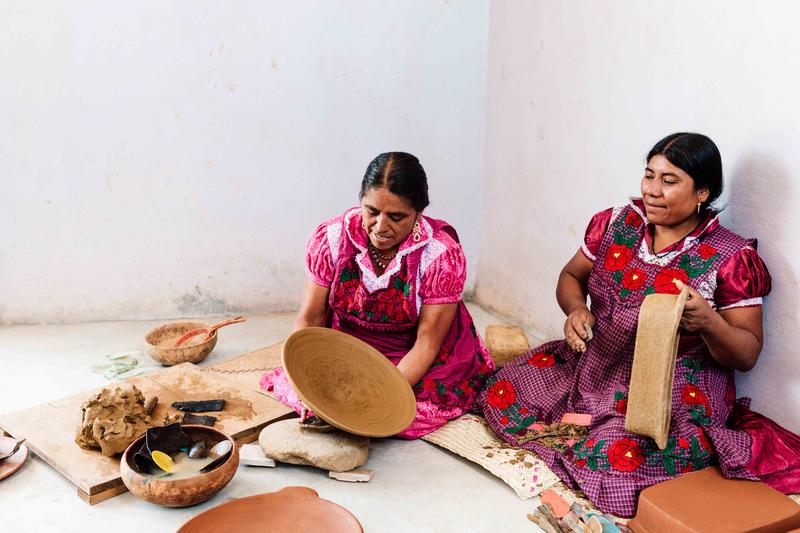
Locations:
120;425;238;507
177;486;363;533
145;321;217;365
282;327;416;437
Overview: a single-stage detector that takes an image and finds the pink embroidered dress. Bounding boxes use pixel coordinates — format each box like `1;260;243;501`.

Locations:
262;207;494;439
479;199;800;517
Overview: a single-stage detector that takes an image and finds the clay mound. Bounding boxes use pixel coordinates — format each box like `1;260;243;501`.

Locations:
75;385;179;456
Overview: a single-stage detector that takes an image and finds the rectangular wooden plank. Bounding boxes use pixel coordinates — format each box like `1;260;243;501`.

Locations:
0;347;292;504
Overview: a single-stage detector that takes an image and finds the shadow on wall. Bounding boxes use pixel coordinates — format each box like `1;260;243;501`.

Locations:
724;153;799;424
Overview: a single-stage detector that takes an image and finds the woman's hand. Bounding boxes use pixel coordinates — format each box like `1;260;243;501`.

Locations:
557;251;594;352
673;279;764;371
674;280;714;333
564;307;595;353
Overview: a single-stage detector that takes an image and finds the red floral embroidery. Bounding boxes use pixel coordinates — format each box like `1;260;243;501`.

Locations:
613;391;628;415
371;287;411;322
487;380;516;410
607;438;645;472
422;379;437;392
334;267;361;305
678;437;689;450
654;268;689;294
574;459;587;468
682;463;695;473
681;384;711;415
604;243;633;272
500;416;509;424
625;211;643;226
616;398;628;415
621;268;646;291
527;353;555;368
698;243;718;260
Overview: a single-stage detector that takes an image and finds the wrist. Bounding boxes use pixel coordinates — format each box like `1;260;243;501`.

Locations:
567;303;589;316
697;308;722;336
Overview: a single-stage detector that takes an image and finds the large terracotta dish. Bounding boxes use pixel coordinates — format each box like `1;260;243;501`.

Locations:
282;327;416;437
0;436;28;481
145;321;217;365
178;486;363;533
120;425;238;507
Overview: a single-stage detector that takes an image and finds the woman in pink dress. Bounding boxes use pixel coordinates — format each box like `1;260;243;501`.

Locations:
262;152;493;438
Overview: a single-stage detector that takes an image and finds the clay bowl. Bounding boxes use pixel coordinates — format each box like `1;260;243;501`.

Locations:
178;486;363;533
282;327;417;437
120;425;238;508
145;321;217;365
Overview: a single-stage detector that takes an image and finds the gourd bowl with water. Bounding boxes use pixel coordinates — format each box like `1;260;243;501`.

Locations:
120;424;238;507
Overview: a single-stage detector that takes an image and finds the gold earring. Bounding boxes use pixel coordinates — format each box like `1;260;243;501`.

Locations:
412;217;422;242
697;201;702;215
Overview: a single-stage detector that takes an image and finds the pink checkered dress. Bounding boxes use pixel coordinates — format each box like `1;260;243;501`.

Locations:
263;208;494;439
479;199;773;517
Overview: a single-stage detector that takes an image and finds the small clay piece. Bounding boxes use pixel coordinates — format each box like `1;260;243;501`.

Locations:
143;396;158;415
583;323;593;341
188;441;207;459
75;385;179;456
182;413;217;427
171;400;225;413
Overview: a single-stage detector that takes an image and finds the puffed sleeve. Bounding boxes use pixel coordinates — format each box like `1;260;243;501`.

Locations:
419;245;467;305
580;208;614;261
305;222;335;288
714;245;772;310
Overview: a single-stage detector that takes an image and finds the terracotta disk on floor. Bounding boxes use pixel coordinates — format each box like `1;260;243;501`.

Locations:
177;486;363;533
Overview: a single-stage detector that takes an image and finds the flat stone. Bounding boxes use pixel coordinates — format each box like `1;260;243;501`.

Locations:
329;468;373;482
259;419;369;472
239;443;276;467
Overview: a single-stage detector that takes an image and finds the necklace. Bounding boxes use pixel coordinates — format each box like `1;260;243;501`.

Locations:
650;219;703;258
368;242;397;270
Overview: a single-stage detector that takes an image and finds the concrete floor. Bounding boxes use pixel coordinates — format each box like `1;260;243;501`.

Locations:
0;304;545;533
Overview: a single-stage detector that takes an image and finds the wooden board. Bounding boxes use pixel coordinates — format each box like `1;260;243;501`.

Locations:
0;347;293;504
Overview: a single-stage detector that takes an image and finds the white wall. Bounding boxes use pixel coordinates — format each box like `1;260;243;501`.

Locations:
476;1;800;431
0;1;488;322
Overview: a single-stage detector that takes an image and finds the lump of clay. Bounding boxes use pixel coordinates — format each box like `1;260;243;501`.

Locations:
259;419;369;472
75;385;179;456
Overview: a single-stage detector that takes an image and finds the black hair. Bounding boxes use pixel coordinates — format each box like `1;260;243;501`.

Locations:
647;133;723;213
359;152;430;212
